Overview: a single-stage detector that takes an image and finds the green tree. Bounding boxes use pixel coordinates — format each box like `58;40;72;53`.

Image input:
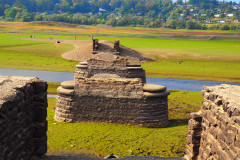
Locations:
6;7;18;18
220;24;230;30
186;20;195;29
59;1;70;12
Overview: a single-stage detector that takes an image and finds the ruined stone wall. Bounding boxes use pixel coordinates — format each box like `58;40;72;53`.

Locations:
75;59;146;83
73;95;169;127
55;59;170;127
185;84;240;160
73;77;169;127
75;78;144;98
0;76;48;160
54;78;169;127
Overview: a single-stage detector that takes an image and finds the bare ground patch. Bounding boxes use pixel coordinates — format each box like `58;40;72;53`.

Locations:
62;40;152;62
23;38;152;62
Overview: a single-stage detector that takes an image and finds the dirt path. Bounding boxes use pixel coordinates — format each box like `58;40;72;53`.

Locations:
24;38;152;62
61;40;152;62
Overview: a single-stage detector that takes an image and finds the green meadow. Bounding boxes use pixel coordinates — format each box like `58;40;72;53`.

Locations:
100;37;240;82
0;33;78;72
1;21;240;82
47;90;203;158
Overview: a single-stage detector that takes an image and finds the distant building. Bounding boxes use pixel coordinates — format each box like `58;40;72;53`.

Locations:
99;8;106;12
233;5;240;10
187;16;193;19
201;13;207;16
214;14;220;18
218;20;226;23
233;6;238;10
227;14;234;17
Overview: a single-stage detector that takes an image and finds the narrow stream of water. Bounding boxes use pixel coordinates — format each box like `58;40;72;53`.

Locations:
0;68;239;91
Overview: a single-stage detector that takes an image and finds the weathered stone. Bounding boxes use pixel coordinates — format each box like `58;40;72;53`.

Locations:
76;64;88;68
143;83;166;93
126;67;143;70
80;62;88;65
61;80;75;89
190;112;202;122
202;101;210;110
184;84;240;160
0;76;47;159
57;86;75;96
143;91;170;98
55;59;170;127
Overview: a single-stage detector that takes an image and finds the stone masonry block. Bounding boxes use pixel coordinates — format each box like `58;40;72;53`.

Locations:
0;76;48;159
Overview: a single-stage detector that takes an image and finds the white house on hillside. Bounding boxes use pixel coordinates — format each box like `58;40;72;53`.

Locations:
218;20;226;23
227;14;234;17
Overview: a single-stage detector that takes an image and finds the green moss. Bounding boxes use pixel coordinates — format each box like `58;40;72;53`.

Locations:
47;90;202;158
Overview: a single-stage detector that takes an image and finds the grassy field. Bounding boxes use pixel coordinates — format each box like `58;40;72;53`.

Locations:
47;90;203;158
0;33;78;72
105;37;240;82
1;21;240;82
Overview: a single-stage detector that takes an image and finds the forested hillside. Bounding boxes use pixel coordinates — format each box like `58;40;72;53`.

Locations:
0;0;240;30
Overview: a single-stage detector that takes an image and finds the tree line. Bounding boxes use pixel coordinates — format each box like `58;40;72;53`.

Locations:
0;0;240;30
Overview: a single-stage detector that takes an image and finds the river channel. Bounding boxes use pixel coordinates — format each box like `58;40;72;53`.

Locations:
0;68;239;91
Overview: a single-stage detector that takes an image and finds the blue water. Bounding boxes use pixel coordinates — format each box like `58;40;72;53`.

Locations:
0;68;74;82
147;77;240;91
0;68;239;91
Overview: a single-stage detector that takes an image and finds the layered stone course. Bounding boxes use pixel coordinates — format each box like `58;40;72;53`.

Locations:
55;59;170;127
185;84;240;160
54;80;76;123
75;59;146;83
0;76;48;160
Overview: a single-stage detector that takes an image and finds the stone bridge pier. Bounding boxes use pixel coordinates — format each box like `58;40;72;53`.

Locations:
54;59;170;127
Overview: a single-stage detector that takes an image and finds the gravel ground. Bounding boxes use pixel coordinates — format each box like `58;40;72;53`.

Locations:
33;155;183;160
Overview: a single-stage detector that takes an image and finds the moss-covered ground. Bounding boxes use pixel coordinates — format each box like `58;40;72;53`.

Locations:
47;90;203;158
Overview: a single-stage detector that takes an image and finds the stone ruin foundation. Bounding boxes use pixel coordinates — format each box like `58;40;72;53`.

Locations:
54;59;170;127
0;76;47;160
185;84;240;160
